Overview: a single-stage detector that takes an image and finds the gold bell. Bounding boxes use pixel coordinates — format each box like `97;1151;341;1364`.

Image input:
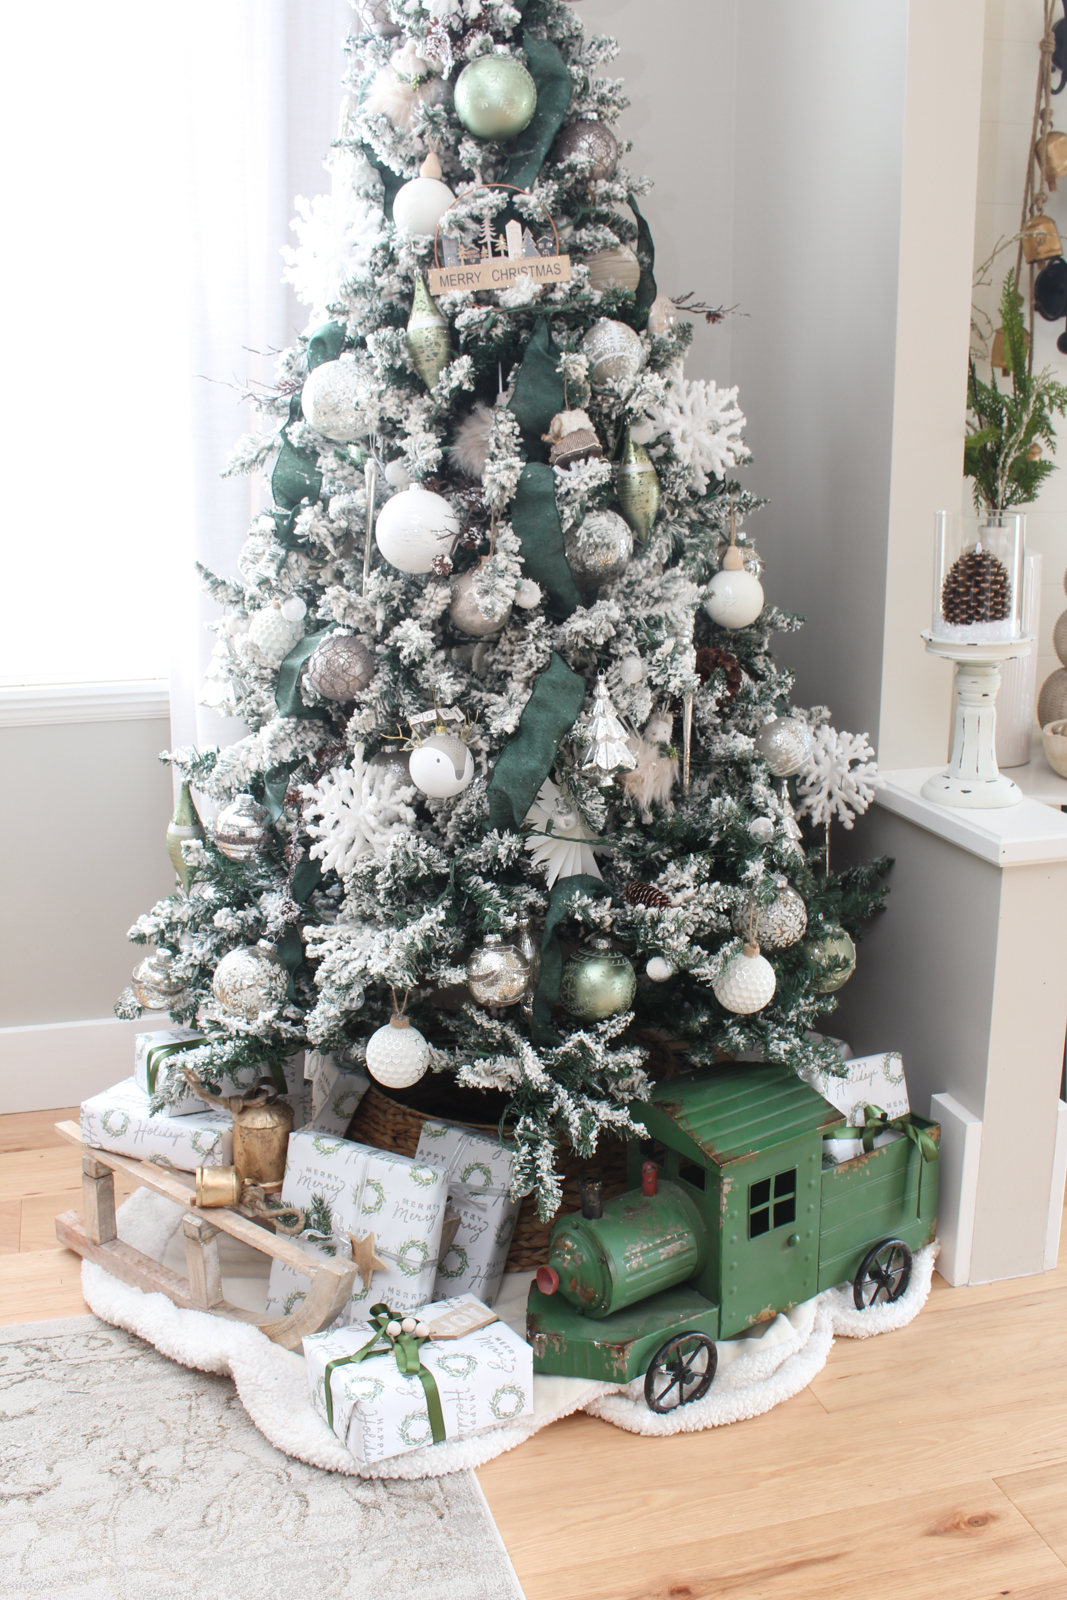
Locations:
231;1082;295;1188
1039;130;1067;182
196;1166;243;1208
1021;214;1062;263
990;325;1030;376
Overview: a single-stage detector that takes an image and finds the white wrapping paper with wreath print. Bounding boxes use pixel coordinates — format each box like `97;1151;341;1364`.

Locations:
264;1130;448;1323
303;1295;533;1466
133;1028;209;1115
303;1051;371;1136
414;1120;520;1305
80;1078;233;1170
809;1051;910;1162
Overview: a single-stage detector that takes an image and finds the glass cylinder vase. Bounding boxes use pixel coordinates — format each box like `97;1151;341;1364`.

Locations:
931;511;1025;644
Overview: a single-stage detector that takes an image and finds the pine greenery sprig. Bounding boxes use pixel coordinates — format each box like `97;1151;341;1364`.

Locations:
965;272;1067;513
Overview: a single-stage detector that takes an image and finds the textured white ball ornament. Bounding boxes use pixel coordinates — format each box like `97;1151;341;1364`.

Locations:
645;956;673;982
302;359;367;442
247;601;304;663
712;945;776;1015
375;486;459;574
365;1016;430;1088
705;547;765;630
409;733;475;798
393;152;456;238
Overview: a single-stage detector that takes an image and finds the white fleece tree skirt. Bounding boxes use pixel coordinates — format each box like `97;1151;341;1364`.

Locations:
81;1187;938;1480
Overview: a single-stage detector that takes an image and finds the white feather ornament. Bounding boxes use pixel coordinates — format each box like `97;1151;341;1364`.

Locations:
365;44;444;130
449;402;496;479
523;777;604;888
620;713;679;821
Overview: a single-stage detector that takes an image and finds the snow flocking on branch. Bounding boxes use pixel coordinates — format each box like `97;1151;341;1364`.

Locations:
795;727;884;830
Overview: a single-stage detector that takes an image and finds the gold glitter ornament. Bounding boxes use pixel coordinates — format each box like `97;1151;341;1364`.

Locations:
616;431;660;543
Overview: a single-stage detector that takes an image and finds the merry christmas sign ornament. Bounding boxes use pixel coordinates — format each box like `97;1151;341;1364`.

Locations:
427;185;571;297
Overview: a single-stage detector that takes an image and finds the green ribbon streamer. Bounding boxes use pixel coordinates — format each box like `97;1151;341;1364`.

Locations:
262;764;294;823
487;653;585;835
275;630;330;721
361;144;404;222
530;873;614;1046
143;1038;202;1097
628;195;658;326
323;1302;446;1447
508;320;565;461
272;394;322;517
307;321;346;371
861;1105;939;1218
275;925;304;1002
510;465;583;619
503;34;573;192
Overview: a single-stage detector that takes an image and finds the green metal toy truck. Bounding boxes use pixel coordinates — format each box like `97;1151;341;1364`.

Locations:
526;1060;939;1411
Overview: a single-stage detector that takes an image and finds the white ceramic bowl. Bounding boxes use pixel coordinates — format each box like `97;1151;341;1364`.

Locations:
1042;718;1067;777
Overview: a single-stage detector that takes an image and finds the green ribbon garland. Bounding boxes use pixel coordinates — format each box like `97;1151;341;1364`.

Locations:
503;34;573;192
861;1105;939;1218
508;320;566;460
488;653;586;834
628;195;658;326
361;144;404;222
307;321;346;371
272;394;323;517
143;1038;203;1097
530;873;615;1046
275;630;330;721
510;465;583;619
323;1302;446;1447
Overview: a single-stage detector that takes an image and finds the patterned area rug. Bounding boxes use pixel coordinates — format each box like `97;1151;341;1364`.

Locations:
0;1317;524;1600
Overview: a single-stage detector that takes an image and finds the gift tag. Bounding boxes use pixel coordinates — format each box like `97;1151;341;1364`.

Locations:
423;1300;498;1340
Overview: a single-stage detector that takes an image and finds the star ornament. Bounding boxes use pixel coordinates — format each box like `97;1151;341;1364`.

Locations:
347;1230;388;1291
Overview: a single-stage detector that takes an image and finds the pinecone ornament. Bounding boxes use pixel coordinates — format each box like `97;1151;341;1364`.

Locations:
695;646;743;706
624;882;671;909
941;547;1010;624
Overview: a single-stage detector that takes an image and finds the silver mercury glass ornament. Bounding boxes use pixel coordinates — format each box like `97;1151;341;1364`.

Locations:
581;319;646;389
581;673;638;784
565;510;633;590
560;937;637;1021
212;940;288;1018
755;717;815;779
213;793;274;861
466;933;532;1008
449;566;513;637
731;881;808;949
130;949;187;1011
305;634;375;701
552;119;619;180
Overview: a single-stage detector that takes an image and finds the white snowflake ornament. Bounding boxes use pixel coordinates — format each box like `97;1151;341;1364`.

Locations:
524;776;604;887
796;727;884;830
302;743;416;877
638;372;749;495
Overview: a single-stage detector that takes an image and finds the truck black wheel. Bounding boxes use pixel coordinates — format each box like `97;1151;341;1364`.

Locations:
852;1238;913;1309
643;1332;717;1412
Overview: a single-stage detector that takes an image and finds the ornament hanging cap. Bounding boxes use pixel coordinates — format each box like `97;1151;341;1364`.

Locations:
420;149;443;180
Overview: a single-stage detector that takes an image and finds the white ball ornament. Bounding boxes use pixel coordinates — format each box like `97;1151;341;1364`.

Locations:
280;596;307;623
393;152;456;238
302;359;367;442
409;733;475;799
375;486;459;574
365;1015;430;1089
514;578;542;609
713;944;777;1015
386;1320;403;1338
401;1317;418;1334
646;956;673;982
705;547;765;630
247;600;304;663
748;816;776;844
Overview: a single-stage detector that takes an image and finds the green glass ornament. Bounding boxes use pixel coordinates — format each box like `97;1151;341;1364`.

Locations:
803;928;857;994
454;54;537;141
406;275;452;392
616;431;661;544
560;937;637;1021
166;782;204;891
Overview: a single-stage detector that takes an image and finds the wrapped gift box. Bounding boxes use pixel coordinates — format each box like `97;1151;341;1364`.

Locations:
81;1078;232;1170
304;1295;533;1465
303;1051;370;1136
134;1029;209;1115
823;1130;902;1164
809;1050;909;1128
265;1130;448;1323
414;1119;520;1305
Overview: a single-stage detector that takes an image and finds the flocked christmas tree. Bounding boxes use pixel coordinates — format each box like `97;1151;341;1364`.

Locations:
119;0;891;1217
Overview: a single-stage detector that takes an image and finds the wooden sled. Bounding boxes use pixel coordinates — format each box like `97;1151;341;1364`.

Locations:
53;1121;356;1350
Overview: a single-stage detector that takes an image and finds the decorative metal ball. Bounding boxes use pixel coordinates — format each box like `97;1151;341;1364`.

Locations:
130;949;187;1010
369;747;412;784
732;883;808;950
449;568;513;637
247;601;304;663
365;1017;430;1089
560;938;637;1021
755;717;814;778
212;942;288;1018
305;634;375;701
565;509;633;589
803;929;857;994
1038;666;1067;727
466;933;532;1008
454;55;537;141
213;793;274;861
584;245;641;293
581;319;646;389
713;947;777;1014
301;359;370;442
375;486;460;575
408;733;474;799
552;119;619;180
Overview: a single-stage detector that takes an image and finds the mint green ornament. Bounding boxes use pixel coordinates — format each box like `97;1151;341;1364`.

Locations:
166;782;204;891
560;937;636;1021
803;928;857;994
455;55;537;141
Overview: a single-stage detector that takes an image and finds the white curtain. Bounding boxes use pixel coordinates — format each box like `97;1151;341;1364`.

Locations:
169;1;353;777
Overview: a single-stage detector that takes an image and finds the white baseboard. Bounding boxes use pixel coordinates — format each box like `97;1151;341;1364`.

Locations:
929;1091;983;1286
1043;1099;1067;1272
0;1015;169;1114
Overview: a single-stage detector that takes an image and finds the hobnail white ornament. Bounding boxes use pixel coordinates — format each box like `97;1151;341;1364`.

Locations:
247;602;304;663
375;486;459;575
713;947;776;1014
365;1017;430;1088
409;733;474;798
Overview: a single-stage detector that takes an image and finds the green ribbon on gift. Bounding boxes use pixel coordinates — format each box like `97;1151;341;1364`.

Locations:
628;195;658;326
530;873;615;1046
488;653;586;835
861;1104;939;1218
323;1302;446;1447
508;320;566;461
143;1038;203;1097
307;321;346;371
503;33;573;192
275;630;330;721
510;465;583;619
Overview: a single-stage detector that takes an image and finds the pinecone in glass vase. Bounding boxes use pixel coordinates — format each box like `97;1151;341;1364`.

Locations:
941;546;1010;625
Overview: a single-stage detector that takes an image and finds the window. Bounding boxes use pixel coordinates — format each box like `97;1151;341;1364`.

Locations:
749;1169;797;1238
677;1160;707;1192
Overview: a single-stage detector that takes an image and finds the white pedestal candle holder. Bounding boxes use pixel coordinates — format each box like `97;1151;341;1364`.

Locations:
920;634;1032;808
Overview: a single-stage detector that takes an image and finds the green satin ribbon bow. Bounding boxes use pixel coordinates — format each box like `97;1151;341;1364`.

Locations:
323;1302;446;1447
861;1105;939;1219
143;1038;203;1097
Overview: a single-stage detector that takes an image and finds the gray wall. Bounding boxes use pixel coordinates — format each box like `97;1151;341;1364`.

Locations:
0;721;174;1028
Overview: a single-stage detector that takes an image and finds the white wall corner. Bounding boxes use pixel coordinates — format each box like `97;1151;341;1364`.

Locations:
929;1090;983;1285
1043;1098;1067;1271
0;1015;168;1114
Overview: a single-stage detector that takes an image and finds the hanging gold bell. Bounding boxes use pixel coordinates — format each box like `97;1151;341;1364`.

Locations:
183;1071;295;1190
1039;130;1067;181
1021;213;1062;263
407;275;452;391
990;324;1030;376
616;431;660;543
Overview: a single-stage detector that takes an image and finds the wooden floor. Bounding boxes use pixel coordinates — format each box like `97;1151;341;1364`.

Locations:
3;1109;1066;1600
